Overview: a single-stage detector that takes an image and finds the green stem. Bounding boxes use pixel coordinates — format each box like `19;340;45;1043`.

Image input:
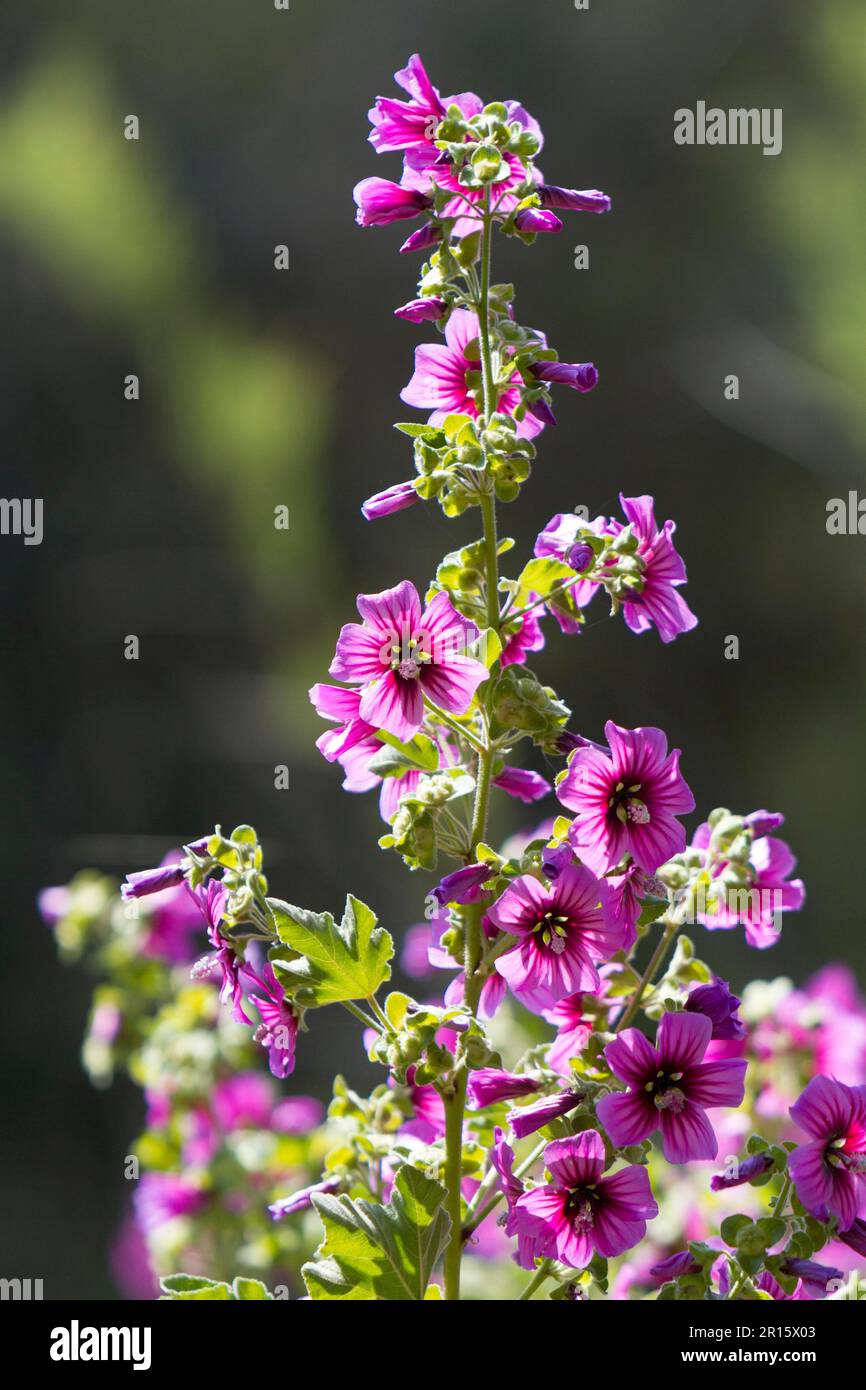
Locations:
441;199;501;1301
442;1072;469;1300
366;995;392;1033
423;697;487;755
340;999;382;1033
519;1261;554;1301
614;916;679;1034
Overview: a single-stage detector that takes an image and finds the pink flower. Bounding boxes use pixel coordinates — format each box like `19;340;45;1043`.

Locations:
361;481;420;520
691;818;805;949
466;1069;541;1109
513;1131;658;1268
400;309;544;439
509;1089;582;1138
367;54;445;154
537;185;612;214
243;962;299;1080
490;1127;536;1269
394;296;448;323
499;601;545;668
543;994;592;1075
596;1012;747;1163
488;862;623;1013
492;767;552;804
329;580;488;741
789;1077;866;1231
353;177;431;227
212;1073;274;1132
513;207;562;235
557;721;695;875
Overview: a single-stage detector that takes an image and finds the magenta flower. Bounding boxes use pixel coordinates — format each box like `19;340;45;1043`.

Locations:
685;978;746;1041
650;1250;702;1283
189;880;253;1026
557;721;695;875
605;864;665;951
269;1176;341;1220
499;601;545;668
531;361;598;393
133;1173;206;1234
513;1131;658;1268
394;296;448;323
212;1073;274;1133
353;177;431;227
509;1089;582;1139
709;1152;773;1191
514;207;562;235
430;863;494;907
692;818;805;949
400;222;440;254
543;994;592;1075
616;493;697;642
360;481;420;521
400;308;543;439
121;861;185;900
271;1096;323;1135
243;962;299;1080
537;186;612;215
490;1127;536;1269
466;1069;541;1109
492;766;551;804
789;1076;866;1230
536;496;696;644
596;1012;747;1163
367;54;445;154
487;862;623;1012
328;580;488;742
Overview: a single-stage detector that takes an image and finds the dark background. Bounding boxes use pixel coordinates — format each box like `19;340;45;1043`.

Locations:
2;0;864;1296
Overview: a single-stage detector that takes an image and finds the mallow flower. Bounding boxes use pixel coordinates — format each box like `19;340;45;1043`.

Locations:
513;1131;658;1268
400;308;544;439
367;53;446;155
789;1076;866;1231
692;816;805;950
328;580;488;742
487;862;623;1012
242;961;299;1080
557;721;695;875
596;1012;748;1163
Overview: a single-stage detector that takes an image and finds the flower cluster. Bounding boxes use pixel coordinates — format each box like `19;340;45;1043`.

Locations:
43;53;856;1307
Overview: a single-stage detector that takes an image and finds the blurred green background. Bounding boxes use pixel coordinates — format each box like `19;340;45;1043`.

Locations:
1;0;864;1296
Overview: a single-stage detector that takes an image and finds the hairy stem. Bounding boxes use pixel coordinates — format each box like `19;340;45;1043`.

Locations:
614;916;680;1034
442;197;500;1302
519;1260;554;1301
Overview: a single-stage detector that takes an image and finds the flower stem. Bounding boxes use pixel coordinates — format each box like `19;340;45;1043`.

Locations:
519;1261;554;1300
340;999;382;1033
614;916;679;1034
441;199;501;1301
442;1072;469;1300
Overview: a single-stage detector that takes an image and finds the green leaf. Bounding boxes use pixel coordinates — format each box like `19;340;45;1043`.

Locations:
393;422;445;441
302;1164;451;1301
512;556;574;608
160;1274;234;1301
372;731;440;775
271;895;393;1006
232;1277;272;1300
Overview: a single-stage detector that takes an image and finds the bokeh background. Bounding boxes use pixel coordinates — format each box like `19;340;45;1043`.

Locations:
2;0;864;1297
